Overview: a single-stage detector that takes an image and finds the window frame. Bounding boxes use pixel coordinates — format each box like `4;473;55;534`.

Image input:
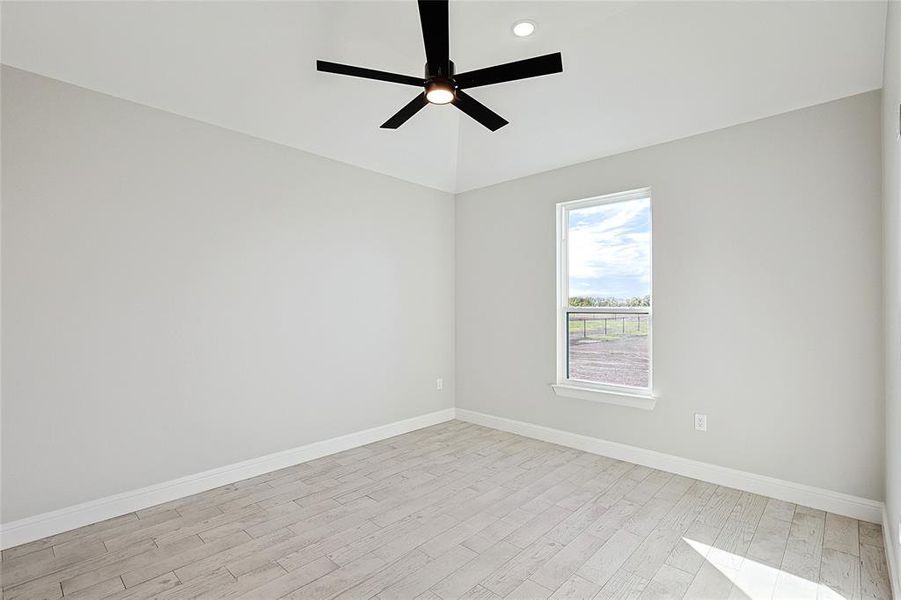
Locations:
554;188;655;408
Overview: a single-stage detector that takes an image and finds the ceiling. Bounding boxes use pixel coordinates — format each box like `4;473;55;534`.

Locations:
1;1;888;193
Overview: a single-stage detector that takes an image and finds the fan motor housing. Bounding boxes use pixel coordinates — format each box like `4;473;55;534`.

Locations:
426;60;455;81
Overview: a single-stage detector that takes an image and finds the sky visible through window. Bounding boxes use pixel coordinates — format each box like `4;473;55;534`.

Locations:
568;197;650;301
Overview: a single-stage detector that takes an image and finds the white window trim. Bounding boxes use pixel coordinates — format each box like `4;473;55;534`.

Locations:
554;187;656;410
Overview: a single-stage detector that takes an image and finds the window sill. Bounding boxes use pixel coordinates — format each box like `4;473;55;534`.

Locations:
551;384;657;410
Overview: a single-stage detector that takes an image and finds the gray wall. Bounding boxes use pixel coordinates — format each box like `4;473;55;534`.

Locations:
1;64;889;527
1;67;455;523
883;0;901;584
456;91;885;501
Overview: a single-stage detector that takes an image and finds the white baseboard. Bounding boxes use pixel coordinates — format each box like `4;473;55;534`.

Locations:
884;507;900;600
0;408;455;550
1;406;886;550
455;408;884;524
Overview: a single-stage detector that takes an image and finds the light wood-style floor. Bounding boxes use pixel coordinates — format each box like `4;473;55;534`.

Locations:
1;421;893;600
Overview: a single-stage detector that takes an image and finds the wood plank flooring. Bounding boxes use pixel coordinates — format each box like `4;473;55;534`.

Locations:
1;421;893;600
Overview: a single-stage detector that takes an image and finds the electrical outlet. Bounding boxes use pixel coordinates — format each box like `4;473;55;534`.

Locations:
436;377;443;391
694;413;707;432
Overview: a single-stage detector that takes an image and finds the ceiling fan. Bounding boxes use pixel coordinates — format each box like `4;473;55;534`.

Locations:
316;0;563;132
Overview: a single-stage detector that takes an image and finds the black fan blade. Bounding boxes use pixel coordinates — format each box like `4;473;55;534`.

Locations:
454;53;563;89
381;93;430;129
317;60;424;87
453;90;508;131
418;0;449;69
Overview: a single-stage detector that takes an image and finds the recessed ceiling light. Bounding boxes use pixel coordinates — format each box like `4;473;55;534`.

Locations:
512;20;536;38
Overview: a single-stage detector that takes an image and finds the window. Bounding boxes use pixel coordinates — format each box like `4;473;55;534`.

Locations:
555;189;653;405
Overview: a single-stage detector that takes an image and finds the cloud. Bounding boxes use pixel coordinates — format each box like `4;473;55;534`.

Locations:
568;198;650;298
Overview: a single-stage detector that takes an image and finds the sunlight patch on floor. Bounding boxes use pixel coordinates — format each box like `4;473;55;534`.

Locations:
683;537;848;600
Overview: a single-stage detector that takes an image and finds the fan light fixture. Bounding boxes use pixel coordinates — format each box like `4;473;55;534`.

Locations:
512;20;535;37
316;1;563;131
426;83;454;104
